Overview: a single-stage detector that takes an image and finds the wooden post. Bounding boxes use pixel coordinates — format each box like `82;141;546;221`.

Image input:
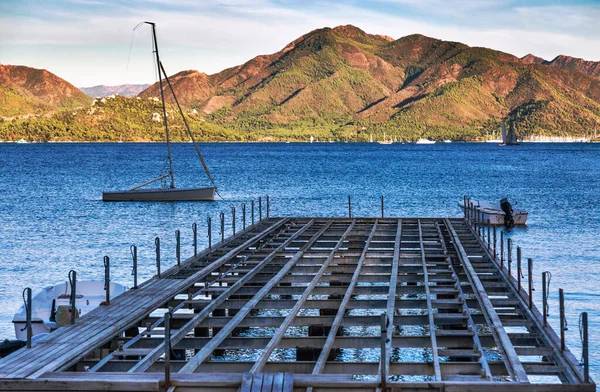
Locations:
207;217;212;250
582;312;589;383
130;245;138;289
23;287;32;348
527;258;533;309
242;203;246;230
251;200;255;225
192;223;197;257
220;212;225;242
175;230;181;267
380;313;387;388
348;195;352;218
232;207;236;236
266;195;270;219
69;270;77;324
258;197;262;221
155;237;161;278
463;195;467;219
104;256;110;305
542;271;550;327
559;288;566;351
493;226;497;259
164;310;171;387
517;247;522;291
487;221;491;251
507;238;513;275
500;231;504;269
381;195;385;218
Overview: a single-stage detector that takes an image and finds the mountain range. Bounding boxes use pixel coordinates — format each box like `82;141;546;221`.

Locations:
79;84;151;98
2;25;600;141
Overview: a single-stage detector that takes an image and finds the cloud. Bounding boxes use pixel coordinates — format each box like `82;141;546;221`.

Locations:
1;0;599;86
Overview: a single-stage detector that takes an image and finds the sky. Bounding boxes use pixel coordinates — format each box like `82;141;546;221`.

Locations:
1;0;599;87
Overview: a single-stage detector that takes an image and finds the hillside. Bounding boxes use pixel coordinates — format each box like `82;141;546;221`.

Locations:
3;26;600;141
80;84;150;98
0;63;91;118
522;54;600;78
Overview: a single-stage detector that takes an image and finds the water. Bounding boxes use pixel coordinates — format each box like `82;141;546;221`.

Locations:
0;142;598;384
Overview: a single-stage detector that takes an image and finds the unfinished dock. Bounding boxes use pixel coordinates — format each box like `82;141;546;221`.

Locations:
0;215;594;391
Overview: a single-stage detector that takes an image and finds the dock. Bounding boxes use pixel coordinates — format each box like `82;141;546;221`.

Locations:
0;213;594;391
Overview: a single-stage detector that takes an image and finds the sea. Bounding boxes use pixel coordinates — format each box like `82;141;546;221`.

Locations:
0;142;598;384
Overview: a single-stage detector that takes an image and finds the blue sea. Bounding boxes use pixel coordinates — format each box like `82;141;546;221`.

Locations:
0;142;598;383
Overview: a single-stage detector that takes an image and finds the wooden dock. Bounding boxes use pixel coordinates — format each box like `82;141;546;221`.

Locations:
0;216;594;391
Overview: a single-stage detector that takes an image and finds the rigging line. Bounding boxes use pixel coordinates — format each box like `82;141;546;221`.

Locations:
159;61;217;187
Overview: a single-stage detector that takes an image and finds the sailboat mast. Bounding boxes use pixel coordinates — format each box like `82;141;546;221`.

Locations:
148;21;175;189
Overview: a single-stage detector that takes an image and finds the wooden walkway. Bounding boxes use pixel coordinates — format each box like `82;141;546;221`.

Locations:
0;217;594;391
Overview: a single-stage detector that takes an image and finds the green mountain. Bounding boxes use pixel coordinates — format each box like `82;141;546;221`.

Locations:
2;25;600;141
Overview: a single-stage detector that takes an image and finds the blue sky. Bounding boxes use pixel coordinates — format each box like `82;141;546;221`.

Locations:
1;0;599;87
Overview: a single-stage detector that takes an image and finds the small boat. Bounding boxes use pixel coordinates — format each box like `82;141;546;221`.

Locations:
378;132;393;144
102;22;217;202
16;139;27;144
443;140;452;143
458;198;527;227
416;138;436;144
500;118;520;146
12;281;128;340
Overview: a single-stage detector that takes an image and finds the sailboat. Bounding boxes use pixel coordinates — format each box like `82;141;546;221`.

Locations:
500;118;520;146
378;132;393;144
102;22;217;202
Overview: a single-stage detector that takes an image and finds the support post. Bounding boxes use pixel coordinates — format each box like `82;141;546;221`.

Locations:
463;195;467;219
155;237;161;278
542;271;548;327
493;226;497;259
559;288;566;351
258;197;262;221
23;288;32;348
507;238;513;275
487;221;491;250
348;195;352;218
164;310;171;387
251;200;255;225
582;312;589;383
207;217;212;250
69;269;77;324
528;258;533;309
130;245;138;289
220;212;225;242
104;256;110;305
192;223;197;257
232;207;236;236
380;313;387;388
175;230;181;268
517;247;522;291
242;204;246;230
500;231;504;269
381;195;385;218
266;195;270;219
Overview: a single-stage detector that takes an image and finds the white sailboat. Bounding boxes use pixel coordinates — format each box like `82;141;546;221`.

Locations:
102;22;217;202
378;132;393;144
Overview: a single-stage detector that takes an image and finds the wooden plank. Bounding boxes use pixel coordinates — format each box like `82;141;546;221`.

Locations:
178;220;335;374
283;372;293;392
128;220;317;373
445;219;528;383
249;221;356;373
312;221;379;375
417;219;442;381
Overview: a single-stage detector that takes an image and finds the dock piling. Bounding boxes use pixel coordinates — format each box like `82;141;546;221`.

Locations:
348;195;352;218
232;207;236;236
542;271;550;327
493;226;497;259
508;238;513;275
130;245;138;289
192;223;197;257
517;246;522;291
500;231;504;268
581;312;589;383
155;237;161;278
22;288;32;348
242;203;246;230
266;195;270;218
259;197;262;221
220;212;225;242
175;230;181;268
103;256;110;305
528;258;533;309
487;221;491;250
381;195;385;218
560;288;566;351
251;200;255;225
69;269;77;324
207;217;212;250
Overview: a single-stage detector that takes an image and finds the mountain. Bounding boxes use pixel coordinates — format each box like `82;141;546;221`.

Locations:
522;54;600;79
0;63;91;118
80;84;151;98
3;25;600;141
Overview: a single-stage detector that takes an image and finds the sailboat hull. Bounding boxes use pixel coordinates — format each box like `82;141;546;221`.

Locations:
102;187;216;202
